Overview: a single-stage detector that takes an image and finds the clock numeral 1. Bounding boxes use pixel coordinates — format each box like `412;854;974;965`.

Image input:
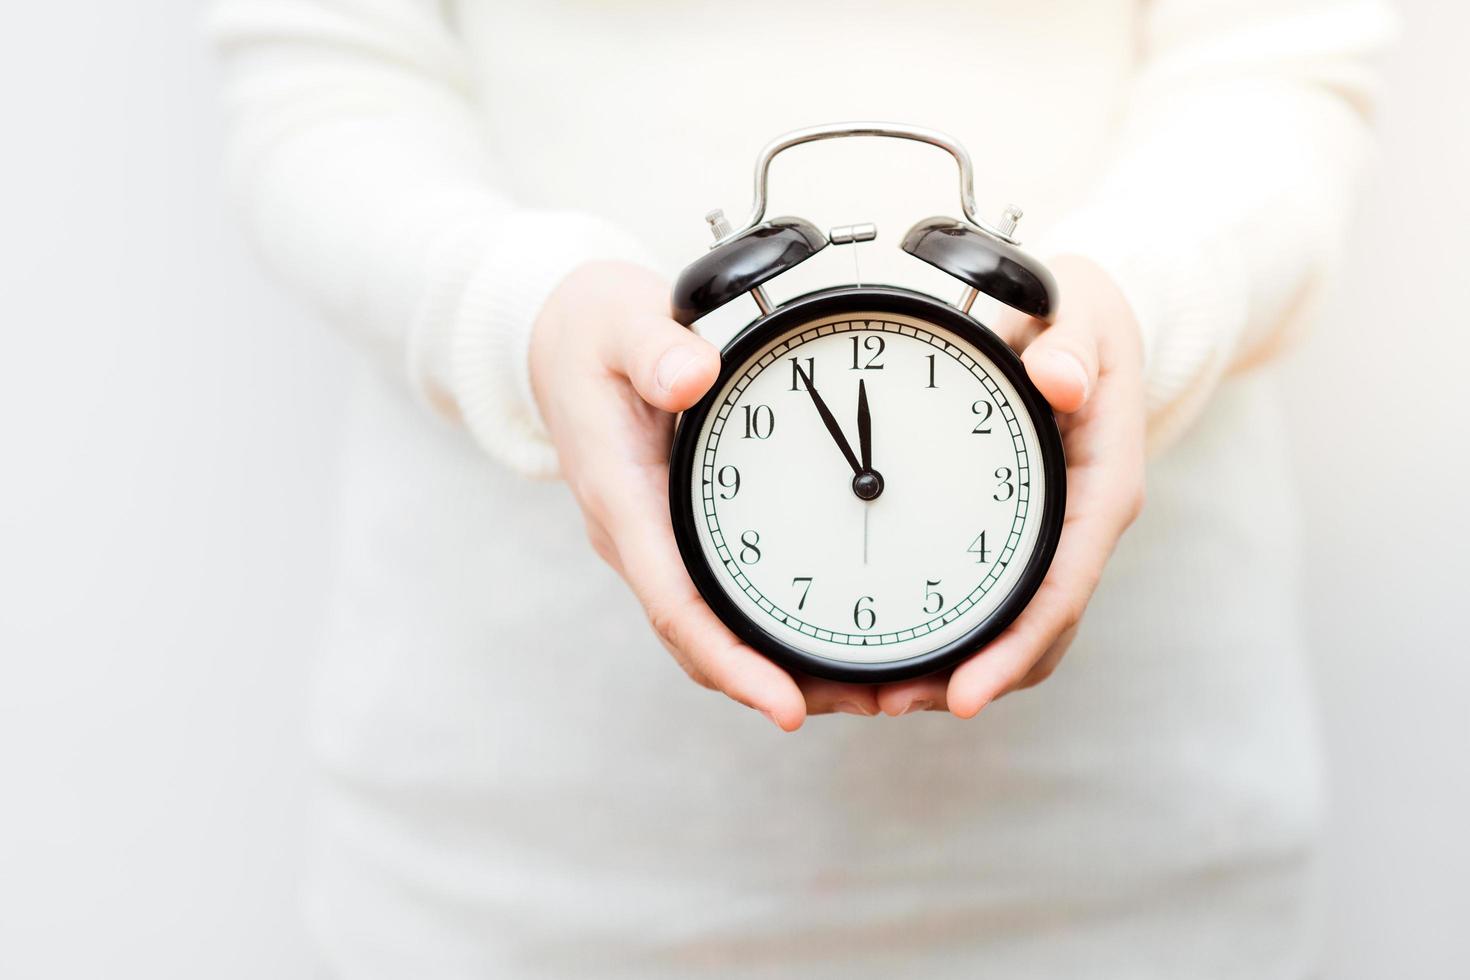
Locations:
738;530;762;565
791;576;813;610
993;467;1016;502
741;404;774;439
853;595;876;631
924;579;944;615
715;465;740;500
967;531;991;564
849;334;885;370
971;399;994;434
925;354;938;389
788;356;814;391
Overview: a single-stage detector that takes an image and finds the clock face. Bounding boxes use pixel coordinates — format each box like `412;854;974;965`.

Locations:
674;289;1063;680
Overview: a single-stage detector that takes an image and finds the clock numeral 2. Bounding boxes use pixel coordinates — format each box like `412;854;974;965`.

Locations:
849;334;885;370
738;530;762;565
924;579;944;615
993;467;1016;502
791;576;813;610
967;531;991;564
716;465;740;500
853;595;876;631
741;404;774;439
788;356;814;391
971;399;994;434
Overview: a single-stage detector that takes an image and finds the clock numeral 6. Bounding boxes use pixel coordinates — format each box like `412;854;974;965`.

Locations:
738;530;762;565
924;579;944;615
853;595;876;631
791;576;813;610
741;404;774;439
993;467;1016;501
971;399;994;434
716;465;740;500
849;334;885;370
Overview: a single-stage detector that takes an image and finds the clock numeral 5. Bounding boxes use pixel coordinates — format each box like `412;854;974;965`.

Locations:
853;595;876;631
923;579;944;615
993;467;1016;501
738;530;762;565
741;404;774;439
849;334;885;370
971;399;994;434
716;465;740;500
791;576;813;610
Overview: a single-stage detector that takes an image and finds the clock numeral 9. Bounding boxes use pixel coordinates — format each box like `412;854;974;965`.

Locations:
715;465;740;500
741;404;774;439
924;579;944;615
791;576;813;610
738;530;762;565
853;595;876;631
788;356;815;391
967;530;991;564
849;334;885;370
971;399;994;434
993;467;1016;501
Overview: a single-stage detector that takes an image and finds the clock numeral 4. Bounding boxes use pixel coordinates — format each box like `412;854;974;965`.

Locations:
853;595;876;631
741;404;775;439
924;579;944;615
715;465;740;500
971;399;994;434
993;467;1016;502
849;334;885;370
738;530;762;565
791;576;813;610
967;530;991;564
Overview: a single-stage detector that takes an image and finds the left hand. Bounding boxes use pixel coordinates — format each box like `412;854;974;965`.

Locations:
873;256;1148;717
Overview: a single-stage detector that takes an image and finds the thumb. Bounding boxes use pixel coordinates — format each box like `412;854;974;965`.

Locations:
614;313;721;412
1021;313;1099;414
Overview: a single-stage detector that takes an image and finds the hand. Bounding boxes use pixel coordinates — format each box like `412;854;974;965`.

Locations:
530;261;882;730
873;256;1148;717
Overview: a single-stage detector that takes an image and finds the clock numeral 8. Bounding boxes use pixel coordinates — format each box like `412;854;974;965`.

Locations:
741;404;774;439
853;595;876;631
738;530;762;565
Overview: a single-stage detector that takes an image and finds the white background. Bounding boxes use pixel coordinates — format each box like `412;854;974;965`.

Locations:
0;2;1465;977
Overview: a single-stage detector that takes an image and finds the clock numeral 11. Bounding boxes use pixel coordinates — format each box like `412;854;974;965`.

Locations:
788;356;814;391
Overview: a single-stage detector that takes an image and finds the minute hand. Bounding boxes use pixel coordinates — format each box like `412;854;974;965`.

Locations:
794;363;861;475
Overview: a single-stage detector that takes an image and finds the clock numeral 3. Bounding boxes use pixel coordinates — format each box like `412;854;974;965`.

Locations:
924;579;944;615
967;530;991;564
791;576;813;610
971;399;994;434
716;465;740;500
849;334;885;370
741;404;774;439
788;356;815;391
993;467;1016;501
738;530;762;565
853;595;876;631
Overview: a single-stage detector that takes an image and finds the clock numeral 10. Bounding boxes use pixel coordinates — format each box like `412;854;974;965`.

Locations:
741;404;774;439
738;530;762;565
849;334;885;370
788;356;814;391
853;595;876;631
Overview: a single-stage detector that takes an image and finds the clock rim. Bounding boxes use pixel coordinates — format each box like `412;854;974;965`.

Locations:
668;285;1066;685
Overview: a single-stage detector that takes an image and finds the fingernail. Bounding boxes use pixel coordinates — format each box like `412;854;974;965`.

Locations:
835;700;873;717
1045;349;1090;401
655;347;699;394
899;698;933;716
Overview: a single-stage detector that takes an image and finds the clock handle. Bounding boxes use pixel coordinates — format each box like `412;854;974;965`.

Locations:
708;122;1023;250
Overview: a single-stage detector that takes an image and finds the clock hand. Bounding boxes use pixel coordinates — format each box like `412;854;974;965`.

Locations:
857;378;872;473
794;363;861;476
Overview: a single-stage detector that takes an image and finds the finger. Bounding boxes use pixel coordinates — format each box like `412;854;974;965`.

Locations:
1005;624;1077;695
876;674;949;716
599;464;807;731
797;675;881;717
1022;313;1100;414
606;312;721;413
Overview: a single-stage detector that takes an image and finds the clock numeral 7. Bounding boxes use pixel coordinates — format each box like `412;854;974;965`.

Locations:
741;404;774;439
791;576;813;610
849;334;885;370
853;595;876;631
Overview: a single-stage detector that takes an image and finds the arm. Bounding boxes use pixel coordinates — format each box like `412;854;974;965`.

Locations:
209;0;651;476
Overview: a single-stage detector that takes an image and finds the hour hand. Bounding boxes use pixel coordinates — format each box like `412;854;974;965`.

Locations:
794;363;861;476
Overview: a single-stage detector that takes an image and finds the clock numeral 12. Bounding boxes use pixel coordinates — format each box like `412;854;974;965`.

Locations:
741;404;774;439
849;334;885;370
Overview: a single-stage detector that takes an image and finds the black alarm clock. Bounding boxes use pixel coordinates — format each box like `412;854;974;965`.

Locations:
668;123;1065;684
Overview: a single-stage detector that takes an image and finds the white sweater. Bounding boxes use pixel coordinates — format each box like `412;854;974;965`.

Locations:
212;1;1394;976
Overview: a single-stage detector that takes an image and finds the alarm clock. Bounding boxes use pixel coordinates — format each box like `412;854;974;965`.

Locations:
668;123;1065;684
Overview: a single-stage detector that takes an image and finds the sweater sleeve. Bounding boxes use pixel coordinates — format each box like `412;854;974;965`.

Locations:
209;0;653;478
1038;0;1397;448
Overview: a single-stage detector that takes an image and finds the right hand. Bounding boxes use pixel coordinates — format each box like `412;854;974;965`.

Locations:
529;261;882;730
